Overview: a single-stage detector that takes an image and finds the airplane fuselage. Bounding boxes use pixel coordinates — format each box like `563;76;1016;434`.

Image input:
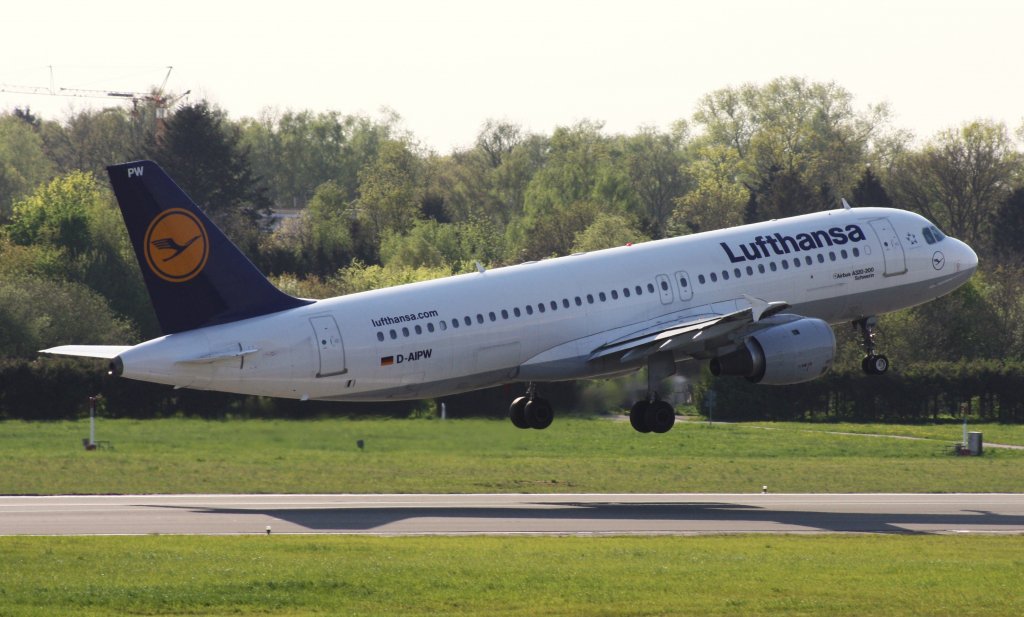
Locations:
113;207;977;401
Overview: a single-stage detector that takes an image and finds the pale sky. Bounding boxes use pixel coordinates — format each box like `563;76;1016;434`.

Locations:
2;0;1021;153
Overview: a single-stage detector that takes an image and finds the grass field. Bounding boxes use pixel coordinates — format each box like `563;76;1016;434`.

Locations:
0;535;1021;616
1;418;1022;494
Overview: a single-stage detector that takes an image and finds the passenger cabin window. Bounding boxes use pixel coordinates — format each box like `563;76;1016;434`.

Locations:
647;283;655;293
377;332;385;342
698;274;706;284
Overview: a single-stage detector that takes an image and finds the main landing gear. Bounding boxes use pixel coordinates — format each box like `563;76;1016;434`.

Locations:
509;353;679;433
854;316;889;375
629;397;676;434
629;351;677;434
509;384;553;430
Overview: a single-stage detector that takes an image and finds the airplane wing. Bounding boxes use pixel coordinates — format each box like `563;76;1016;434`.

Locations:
40;345;132;359
589;295;790;363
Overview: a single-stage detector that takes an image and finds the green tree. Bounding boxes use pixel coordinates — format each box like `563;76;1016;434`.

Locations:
4;171;153;334
692;77;889;221
571;213;650;253
0;274;136;358
380;218;503;271
151;101;272;249
669;143;746;233
851;167;892;208
40;107;146;177
240;109;398;209
886;120;1021;253
992;188;1024;261
619;124;690;238
0;113;56;220
356;139;424;243
514;121;637;259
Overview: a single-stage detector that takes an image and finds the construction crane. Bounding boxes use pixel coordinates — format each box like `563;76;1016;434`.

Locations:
1;66;190;138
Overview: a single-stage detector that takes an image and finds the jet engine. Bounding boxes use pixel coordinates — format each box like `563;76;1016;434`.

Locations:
709;317;835;385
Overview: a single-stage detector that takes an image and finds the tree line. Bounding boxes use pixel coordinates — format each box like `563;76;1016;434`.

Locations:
1;76;1023;420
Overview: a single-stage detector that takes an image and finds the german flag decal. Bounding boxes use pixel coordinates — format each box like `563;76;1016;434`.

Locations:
380;356;394;366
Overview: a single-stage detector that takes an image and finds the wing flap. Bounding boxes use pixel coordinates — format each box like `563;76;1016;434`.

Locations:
590;296;790;363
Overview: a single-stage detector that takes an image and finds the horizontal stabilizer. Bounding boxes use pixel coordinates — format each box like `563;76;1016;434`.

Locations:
40;345;131;359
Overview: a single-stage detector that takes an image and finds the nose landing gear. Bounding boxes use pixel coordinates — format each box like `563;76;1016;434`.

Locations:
854;317;889;375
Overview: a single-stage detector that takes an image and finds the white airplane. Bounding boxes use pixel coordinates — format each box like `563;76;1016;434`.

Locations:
44;161;978;433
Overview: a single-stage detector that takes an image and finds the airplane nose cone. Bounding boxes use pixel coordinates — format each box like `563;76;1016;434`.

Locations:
957;241;979;275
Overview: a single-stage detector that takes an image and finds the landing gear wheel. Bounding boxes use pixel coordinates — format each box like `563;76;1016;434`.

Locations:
646;400;676;434
524;398;553;430
509;396;530;429
630;400;651;433
863;354;889;375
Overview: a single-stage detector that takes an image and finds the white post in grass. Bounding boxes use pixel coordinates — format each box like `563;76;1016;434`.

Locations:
962;403;968;447
89;396;97;448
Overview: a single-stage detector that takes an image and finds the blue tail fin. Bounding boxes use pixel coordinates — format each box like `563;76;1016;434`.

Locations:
107;160;312;335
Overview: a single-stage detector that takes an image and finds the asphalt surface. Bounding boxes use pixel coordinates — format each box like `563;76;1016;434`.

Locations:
2;493;1023;536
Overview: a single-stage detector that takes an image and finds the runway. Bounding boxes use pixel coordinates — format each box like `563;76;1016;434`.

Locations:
2;493;1023;536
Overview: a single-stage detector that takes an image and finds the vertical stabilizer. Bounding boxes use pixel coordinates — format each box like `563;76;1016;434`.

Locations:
107;160;312;334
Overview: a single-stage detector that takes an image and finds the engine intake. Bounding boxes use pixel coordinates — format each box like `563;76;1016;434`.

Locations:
709;317;835;385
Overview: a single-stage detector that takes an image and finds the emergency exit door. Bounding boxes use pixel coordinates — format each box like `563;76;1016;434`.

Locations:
310;315;347;377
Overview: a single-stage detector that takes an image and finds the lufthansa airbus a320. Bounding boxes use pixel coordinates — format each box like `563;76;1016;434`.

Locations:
44;161;978;433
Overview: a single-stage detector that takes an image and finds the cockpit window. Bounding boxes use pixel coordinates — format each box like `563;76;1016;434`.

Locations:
922;225;946;245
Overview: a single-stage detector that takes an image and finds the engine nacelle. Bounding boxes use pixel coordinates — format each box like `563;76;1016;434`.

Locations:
709;317;835;385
